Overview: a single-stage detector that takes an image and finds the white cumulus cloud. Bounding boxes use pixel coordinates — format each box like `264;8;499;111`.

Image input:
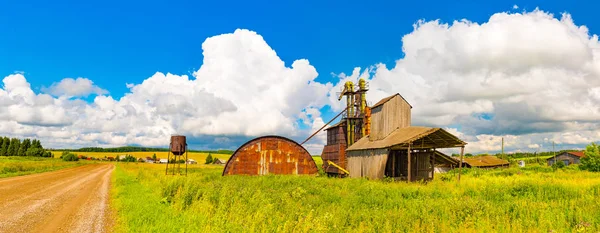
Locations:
43;77;108;97
329;8;600;153
0;29;333;153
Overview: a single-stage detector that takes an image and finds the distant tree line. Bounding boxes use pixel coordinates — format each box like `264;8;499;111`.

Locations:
49;146;234;154
451;149;581;159
0;136;52;157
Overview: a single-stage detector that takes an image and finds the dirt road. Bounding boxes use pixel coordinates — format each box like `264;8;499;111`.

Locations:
0;163;114;233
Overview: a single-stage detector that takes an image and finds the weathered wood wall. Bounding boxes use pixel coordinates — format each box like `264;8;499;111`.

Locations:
547;153;581;166
370;95;411;141
347;148;389;179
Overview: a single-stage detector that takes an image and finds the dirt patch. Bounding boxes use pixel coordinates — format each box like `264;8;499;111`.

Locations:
0;163;115;233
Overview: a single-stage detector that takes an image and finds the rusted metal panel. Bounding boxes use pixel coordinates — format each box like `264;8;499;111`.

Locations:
170;135;187;155
222;136;318;176
321;143;347;174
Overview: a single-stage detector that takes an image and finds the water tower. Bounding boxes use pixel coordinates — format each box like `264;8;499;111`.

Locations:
165;135;188;176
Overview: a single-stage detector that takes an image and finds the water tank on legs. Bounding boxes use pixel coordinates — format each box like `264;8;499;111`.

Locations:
170;135;187;155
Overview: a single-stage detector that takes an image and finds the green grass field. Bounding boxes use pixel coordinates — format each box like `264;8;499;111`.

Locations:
111;163;600;233
0;156;90;178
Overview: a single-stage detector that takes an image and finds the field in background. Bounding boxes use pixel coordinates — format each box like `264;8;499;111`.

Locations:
50;151;231;163
0;156;91;178
112;163;600;232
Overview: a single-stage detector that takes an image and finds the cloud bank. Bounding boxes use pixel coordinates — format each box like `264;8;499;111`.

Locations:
328;9;600;153
2;9;600;154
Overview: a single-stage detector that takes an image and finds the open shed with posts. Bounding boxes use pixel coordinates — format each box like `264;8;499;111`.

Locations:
345;93;467;182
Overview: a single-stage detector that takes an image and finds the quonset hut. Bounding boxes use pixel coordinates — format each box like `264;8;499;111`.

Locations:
222;136;318;176
344;93;467;182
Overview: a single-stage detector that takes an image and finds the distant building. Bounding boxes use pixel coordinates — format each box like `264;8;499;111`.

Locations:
186;159;197;164
461;155;509;169
547;151;585;166
213;158;227;165
433;151;459;173
159;158;169;164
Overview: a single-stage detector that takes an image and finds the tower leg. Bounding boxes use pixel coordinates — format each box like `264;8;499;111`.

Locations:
165;150;170;175
185;147;188;176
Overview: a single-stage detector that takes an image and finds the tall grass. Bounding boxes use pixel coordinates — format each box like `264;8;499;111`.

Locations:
0;156;87;178
112;163;600;233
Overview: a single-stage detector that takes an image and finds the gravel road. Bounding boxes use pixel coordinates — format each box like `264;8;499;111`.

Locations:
0;164;114;233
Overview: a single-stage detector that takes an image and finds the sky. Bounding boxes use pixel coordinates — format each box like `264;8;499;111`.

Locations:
1;0;600;154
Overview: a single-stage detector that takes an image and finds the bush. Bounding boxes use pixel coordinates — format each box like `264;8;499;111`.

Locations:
121;155;137;162
62;152;79;161
581;142;600;172
552;160;566;169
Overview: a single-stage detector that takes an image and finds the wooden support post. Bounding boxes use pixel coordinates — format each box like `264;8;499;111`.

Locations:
407;144;412;182
432;148;436;180
458;146;464;182
391;151;396;177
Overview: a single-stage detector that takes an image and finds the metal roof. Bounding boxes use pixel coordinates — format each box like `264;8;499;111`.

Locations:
545;151;586;160
462;156;509;167
346;126;466;151
371;93;413;109
324;121;346;131
434;151;459;166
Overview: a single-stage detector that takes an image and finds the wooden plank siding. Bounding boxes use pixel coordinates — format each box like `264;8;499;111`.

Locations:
346;148;389;179
370;95;412;141
547;152;582;166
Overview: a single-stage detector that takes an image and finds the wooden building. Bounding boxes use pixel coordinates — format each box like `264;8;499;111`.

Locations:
433;151;459;173
462;155;509;169
547;151;585;166
345;94;466;182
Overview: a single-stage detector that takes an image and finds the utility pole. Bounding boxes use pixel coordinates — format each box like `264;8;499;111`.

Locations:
553;141;556;165
501;137;505;160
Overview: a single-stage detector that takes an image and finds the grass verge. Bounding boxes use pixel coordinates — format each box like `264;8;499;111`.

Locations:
0;156;89;178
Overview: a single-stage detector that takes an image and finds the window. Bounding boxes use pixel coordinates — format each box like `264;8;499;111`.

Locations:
563;160;570;166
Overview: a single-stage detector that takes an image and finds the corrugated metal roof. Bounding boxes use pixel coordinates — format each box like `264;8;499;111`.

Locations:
462;155;509;167
346;126;466;151
324;121;345;131
569;151;585;157
434;151;459;166
371;93;413;109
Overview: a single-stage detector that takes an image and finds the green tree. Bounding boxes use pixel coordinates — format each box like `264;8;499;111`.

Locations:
19;139;31;156
0;137;9;156
580;142;600;172
152;153;157;161
26;148;43;157
31;139;42;149
205;153;213;164
7;138;20;156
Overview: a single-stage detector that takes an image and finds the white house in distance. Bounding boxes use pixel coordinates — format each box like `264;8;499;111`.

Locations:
186;159;197;164
159;158;169;164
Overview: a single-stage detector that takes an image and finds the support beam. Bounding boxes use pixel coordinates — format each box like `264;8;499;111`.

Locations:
458;146;464;182
407;143;412;182
432;148;436;180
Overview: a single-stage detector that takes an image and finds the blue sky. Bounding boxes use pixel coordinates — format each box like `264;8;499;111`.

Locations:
1;0;600;153
3;0;598;98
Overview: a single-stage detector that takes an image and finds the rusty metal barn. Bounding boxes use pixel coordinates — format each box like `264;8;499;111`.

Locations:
340;93;467;181
222;136;318;176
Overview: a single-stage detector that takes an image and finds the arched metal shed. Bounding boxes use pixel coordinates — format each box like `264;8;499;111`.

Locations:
222;135;318;176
